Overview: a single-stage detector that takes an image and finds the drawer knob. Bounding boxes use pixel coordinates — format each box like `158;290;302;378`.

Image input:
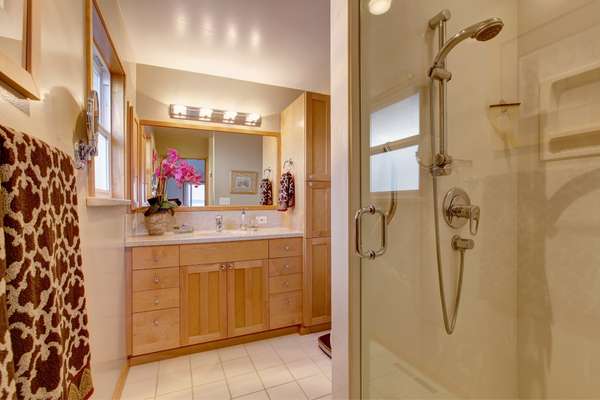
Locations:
154;298;160;305
286;299;291;306
284;264;289;269
153;319;159;326
219;264;226;271
284;245;290;251
153;276;160;284
283;281;289;287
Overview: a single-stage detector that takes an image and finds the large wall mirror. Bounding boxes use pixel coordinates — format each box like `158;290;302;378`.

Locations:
136;121;280;210
0;0;39;99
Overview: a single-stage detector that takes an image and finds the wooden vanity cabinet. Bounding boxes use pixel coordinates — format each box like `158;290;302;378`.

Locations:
127;238;302;358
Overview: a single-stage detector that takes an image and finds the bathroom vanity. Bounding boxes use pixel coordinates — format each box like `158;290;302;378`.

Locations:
125;228;330;362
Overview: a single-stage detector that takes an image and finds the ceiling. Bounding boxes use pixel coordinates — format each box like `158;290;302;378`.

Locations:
118;0;330;93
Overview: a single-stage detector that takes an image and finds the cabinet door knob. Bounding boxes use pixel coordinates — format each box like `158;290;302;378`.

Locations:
283;281;289;287
228;263;234;270
284;245;290;251
284;264;289;269
154;298;160;305
153;276;160;284
153;319;159;326
219;264;226;271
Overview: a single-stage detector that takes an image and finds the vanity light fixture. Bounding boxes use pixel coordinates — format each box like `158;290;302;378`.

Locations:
169;104;262;127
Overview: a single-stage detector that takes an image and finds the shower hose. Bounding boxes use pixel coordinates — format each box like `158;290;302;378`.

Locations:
429;81;466;335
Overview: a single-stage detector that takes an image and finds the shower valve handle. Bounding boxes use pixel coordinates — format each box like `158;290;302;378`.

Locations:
450;204;480;235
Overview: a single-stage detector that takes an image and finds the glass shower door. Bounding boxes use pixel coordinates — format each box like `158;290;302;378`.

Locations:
357;0;600;398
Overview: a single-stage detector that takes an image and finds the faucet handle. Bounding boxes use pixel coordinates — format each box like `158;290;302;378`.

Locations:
469;206;480;235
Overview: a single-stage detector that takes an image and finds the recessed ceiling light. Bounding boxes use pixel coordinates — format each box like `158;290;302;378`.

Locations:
368;0;392;15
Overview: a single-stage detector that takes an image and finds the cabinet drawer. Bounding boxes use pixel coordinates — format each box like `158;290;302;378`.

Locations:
269;273;302;294
269;238;302;258
132;246;179;270
268;257;302;277
133;288;179;313
132;308;180;355
180;240;268;266
132;267;179;292
270;291;302;329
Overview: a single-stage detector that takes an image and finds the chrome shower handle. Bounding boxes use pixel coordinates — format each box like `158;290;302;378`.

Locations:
354;204;387;260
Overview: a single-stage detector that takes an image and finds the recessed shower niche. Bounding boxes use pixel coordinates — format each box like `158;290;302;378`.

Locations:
540;60;600;160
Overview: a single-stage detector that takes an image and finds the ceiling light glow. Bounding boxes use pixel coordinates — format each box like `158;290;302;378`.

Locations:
368;0;392;15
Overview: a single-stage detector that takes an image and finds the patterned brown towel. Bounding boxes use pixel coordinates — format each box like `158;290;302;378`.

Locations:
277;172;295;211
0;126;93;400
259;178;273;205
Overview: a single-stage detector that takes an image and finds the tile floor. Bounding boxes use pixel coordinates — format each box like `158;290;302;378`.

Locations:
121;332;332;400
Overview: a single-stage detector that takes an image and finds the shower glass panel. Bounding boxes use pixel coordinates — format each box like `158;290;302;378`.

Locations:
358;1;600;398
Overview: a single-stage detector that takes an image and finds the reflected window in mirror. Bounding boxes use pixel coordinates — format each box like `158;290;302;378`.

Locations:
165;159;206;207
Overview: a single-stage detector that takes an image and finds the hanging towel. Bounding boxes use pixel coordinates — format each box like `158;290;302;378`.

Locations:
277;171;295;211
0;126;93;399
259;178;273;205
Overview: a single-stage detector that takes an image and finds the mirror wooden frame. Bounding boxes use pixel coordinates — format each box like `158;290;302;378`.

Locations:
134;119;281;212
0;0;40;100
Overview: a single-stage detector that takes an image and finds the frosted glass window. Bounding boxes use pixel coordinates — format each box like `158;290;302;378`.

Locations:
94;134;110;192
370;145;419;192
370;93;420;147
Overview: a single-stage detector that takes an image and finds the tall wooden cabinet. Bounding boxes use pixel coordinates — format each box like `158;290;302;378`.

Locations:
282;92;331;330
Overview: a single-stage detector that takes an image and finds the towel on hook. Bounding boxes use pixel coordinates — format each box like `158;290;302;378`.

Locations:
259;178;273;205
0;126;93;399
277;171;295;211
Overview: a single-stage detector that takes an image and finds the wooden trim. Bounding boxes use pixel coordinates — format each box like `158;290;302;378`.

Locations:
0;0;40;99
91;0;125;75
299;322;331;335
134;204;278;213
129;325;299;365
125;248;132;357
111;362;129;400
139;119;280;137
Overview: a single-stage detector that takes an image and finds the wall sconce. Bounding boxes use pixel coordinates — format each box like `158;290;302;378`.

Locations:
74;90;100;169
169;104;262;127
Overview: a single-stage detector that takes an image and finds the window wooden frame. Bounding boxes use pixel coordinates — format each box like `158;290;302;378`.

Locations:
135;119;281;212
86;0;127;199
0;0;40;99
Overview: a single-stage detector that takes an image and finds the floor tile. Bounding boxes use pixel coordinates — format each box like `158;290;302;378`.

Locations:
218;344;248;362
157;369;193;396
267;381;308;400
315;395;332;400
233;390;270;400
226;371;264;398
193;380;231;400
314;358;332;380
222;356;255;378
160;356;191;373
126;362;159;383
248;348;283;371
156;388;193;400
191;361;226;386
190;350;220;368
286;358;322;380
272;341;308;363
257;365;294;388
121;376;157;400
244;339;273;355
297;374;332;399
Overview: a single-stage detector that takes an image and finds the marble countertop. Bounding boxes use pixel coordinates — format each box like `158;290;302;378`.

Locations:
125;227;304;247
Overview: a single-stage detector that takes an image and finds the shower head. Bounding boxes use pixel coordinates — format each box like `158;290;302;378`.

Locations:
430;17;504;75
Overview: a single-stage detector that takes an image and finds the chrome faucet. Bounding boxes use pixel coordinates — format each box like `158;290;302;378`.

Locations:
215;215;224;232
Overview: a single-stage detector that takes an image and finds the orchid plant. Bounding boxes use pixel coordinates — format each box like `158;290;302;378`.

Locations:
145;148;202;217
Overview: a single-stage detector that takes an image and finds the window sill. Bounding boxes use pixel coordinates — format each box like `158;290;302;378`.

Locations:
86;197;131;207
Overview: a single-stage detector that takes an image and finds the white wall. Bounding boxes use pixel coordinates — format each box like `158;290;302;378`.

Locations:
0;1;135;398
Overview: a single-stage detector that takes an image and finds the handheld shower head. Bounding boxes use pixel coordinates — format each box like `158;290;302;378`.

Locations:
430;17;504;75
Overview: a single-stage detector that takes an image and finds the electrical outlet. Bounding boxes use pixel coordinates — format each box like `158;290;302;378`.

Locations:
256;216;268;225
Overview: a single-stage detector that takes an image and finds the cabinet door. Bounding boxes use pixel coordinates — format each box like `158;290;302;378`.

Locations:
306;181;331;238
306;92;330;181
304;238;331;326
180;264;228;345
228;259;269;337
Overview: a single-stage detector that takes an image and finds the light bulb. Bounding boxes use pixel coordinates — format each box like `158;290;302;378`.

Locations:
223;111;237;121
199;108;213;119
368;0;392;15
172;104;187;116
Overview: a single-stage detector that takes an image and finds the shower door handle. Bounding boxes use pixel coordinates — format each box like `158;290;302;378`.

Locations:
354;204;387;259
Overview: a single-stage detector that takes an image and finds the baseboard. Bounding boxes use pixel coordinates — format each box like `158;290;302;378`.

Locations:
111;361;129;400
129;325;300;365
300;322;331;335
